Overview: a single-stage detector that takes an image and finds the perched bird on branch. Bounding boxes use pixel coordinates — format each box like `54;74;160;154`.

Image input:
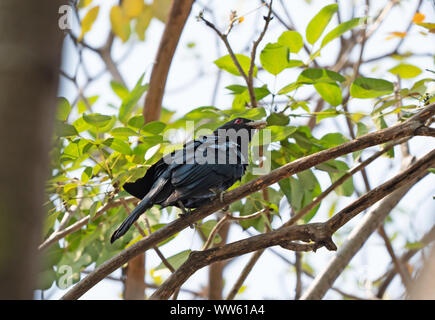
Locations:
110;118;266;243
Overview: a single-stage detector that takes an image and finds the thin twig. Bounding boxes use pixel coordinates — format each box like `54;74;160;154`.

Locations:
248;1;273;108
226;250;265;300
378;225;413;292
202;209;267;251
376;224;435;298
38;197;138;251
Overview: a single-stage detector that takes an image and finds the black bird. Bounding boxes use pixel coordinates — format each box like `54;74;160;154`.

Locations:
110;117;266;243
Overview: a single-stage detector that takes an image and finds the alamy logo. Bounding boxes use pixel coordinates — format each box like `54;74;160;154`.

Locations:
57;265;73;289
58;5;73;30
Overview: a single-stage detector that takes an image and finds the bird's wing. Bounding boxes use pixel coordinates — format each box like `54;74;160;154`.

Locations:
170;136;246;195
122;139;203;199
123;158;168;199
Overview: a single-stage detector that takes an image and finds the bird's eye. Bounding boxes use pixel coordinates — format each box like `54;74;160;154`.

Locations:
234;119;242;124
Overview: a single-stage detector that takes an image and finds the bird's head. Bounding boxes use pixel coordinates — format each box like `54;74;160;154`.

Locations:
213;117;267;143
215;117;267;132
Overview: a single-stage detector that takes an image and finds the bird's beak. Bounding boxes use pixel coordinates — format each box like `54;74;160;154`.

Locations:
246;120;267;129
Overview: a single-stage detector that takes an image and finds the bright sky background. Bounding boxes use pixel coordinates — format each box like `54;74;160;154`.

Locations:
41;0;435;300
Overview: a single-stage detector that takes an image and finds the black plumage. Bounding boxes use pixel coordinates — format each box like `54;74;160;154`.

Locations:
110;117;266;243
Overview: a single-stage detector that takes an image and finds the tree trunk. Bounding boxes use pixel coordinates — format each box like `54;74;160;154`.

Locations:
123;254;146;299
0;0;64;299
208;222;230;299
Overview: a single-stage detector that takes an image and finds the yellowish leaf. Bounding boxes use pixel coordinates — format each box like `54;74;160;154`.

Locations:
122;0;144;18
350;112;366;123
110;5;131;42
416;22;435;33
150;269;163;285
385;31;407;40
412;12;425;23
152;0;172;23
78;0;93;8
135;5;153;41
78;6;100;41
238;16;245;24
237;285;247;295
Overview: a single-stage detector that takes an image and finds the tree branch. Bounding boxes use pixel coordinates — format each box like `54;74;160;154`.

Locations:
150;149;435;299
60;103;435;300
143;0;194;122
300;156;431;300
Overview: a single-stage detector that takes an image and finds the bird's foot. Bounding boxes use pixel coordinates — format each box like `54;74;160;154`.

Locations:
210;188;226;203
177;201;194;229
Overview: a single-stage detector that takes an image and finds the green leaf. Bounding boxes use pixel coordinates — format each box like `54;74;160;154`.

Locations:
314;82;342;106
92;116;116;133
260;43;289;76
110;127;139;139
63;182;77;193
226;85;248;95
297;169;317;191
278;82;302;95
252;126;297;146
110;81;129;99
43;212;60;237
141;121;166;135
200;220;222;244
287;60;304;68
57;97;71;121
388;63;422;79
326;160;354;196
321;17;366;48
77;95;99;114
277;31;303;53
83;113;113;128
103;138;132;155
267;113;289;126
306;4;338;45
230;87;270;110
155;249;191;272
298;68;345;84
37;268;57;290
371;99;399;116
214;54;257;77
55;121;78;137
89;201;101;219
119;73;149;124
128;115;145;129
81;166;93;183
350;77;394;99
185;106;222;120
405;241;425;250
290;177;303;210
226;106;267;121
356;122;368;137
319;132;348;148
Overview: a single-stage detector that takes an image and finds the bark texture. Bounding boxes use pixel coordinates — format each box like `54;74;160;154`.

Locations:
0;0;64;298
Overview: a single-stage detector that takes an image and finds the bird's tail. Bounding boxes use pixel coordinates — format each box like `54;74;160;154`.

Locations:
110;198;151;243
